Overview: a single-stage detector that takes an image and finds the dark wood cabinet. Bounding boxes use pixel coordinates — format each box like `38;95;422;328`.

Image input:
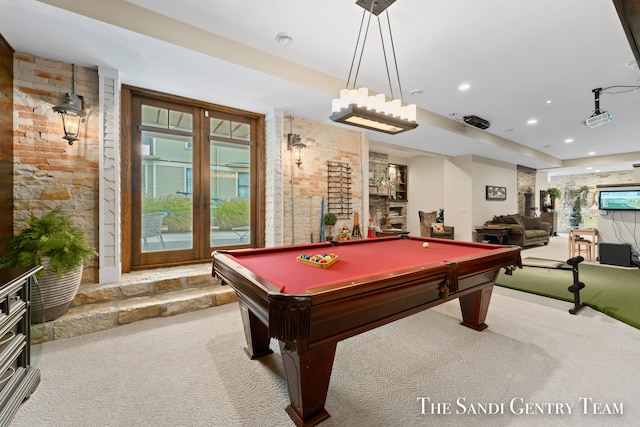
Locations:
0;266;41;426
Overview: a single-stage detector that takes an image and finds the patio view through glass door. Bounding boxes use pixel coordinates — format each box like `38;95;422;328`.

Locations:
208;116;252;248
132;97;256;268
140;104;195;255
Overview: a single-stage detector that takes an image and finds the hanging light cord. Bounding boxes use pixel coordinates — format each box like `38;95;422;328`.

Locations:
347;9;371;90
385;11;404;102
345;5;404;102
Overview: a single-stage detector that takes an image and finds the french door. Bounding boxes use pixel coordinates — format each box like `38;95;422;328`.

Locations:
123;87;263;270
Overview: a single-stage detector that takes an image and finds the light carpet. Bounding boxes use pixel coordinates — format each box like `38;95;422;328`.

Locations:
11;287;640;427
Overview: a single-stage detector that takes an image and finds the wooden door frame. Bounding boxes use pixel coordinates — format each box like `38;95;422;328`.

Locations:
120;85;265;272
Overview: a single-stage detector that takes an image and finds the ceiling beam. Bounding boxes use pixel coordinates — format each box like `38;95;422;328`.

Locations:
613;0;640;66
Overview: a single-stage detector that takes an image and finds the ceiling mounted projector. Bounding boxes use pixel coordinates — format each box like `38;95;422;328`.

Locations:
463;115;490;130
584;111;613;128
583;88;613;128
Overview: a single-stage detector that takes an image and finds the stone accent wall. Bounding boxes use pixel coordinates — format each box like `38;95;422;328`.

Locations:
13;54;99;282
281;117;363;244
550;170;635;232
517;168;536;216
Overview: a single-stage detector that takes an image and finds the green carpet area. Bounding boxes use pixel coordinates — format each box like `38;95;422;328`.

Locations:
495;259;640;330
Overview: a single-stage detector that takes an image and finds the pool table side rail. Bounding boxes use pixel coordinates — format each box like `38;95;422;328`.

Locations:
304;248;521;347
213;245;521;345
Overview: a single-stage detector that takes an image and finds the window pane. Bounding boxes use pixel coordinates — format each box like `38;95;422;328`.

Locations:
141;105;168;129
231;122;250;141
141;130;194;252
210;140;251;247
210;118;230;138
141;105;192;132
169;110;193;132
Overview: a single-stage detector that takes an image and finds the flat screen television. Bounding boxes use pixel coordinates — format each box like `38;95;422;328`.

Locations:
598;190;640;210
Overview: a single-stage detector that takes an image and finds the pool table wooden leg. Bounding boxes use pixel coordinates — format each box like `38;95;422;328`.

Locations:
279;340;337;427
458;285;493;331
238;301;273;359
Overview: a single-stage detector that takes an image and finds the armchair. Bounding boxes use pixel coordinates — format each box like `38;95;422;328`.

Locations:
418;210;454;240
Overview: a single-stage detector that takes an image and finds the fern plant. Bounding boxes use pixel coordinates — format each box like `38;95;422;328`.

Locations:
0;208;97;275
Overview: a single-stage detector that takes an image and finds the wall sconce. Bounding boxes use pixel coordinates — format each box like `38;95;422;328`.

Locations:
52;64;86;145
288;133;306;167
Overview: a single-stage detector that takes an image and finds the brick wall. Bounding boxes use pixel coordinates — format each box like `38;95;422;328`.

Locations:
13;54;99;282
281;117;363;244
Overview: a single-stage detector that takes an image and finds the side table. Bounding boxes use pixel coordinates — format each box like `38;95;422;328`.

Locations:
475;227;510;245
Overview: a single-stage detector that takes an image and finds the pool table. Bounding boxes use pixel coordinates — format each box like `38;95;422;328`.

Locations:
212;236;521;426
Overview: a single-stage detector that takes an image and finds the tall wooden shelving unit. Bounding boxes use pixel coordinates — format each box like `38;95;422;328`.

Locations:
369;162;408;231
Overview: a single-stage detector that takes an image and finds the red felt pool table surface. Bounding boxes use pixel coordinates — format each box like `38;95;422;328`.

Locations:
227;236;501;294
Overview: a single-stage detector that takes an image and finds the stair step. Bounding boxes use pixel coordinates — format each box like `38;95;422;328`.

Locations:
72;263;215;305
32;264;238;343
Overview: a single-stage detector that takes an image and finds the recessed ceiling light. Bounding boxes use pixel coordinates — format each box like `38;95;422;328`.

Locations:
410;89;423;96
458;83;470;91
275;32;294;45
527;119;538;125
588;151;596;155
564;138;574;143
595;169;601;172
587;167;593;170
546;100;552;104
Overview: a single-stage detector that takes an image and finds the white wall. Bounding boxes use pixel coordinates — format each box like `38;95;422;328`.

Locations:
406;156;445;235
405;154;519;242
471;156;518;238
448;156;473;241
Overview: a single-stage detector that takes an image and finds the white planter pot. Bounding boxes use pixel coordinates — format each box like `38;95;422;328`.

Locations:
33;257;83;321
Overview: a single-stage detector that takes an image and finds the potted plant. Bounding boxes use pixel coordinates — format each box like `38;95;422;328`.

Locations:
569;198;583;228
0;208;97;321
547;187;561;210
567;186;589;228
324;212;337;241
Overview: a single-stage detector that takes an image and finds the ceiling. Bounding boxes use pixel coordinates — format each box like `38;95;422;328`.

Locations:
2;0;640;176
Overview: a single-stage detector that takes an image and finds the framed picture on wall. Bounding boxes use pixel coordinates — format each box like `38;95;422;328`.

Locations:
486;185;507;201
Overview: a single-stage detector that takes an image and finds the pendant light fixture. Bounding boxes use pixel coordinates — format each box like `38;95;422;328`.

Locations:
330;0;418;135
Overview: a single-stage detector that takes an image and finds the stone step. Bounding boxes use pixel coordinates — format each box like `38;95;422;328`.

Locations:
32;263;238;343
72;263;216;306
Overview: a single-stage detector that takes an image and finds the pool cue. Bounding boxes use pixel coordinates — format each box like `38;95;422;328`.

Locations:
319;197;325;241
309;197;313;243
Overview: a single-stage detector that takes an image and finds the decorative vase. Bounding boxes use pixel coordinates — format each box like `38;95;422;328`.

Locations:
33;257;83;321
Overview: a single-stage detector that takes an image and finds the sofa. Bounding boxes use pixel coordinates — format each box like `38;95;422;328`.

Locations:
419;210;454;240
483;213;550;247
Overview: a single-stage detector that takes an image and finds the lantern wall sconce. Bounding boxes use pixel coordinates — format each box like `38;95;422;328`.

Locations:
52;64;86;145
287;133;306;168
